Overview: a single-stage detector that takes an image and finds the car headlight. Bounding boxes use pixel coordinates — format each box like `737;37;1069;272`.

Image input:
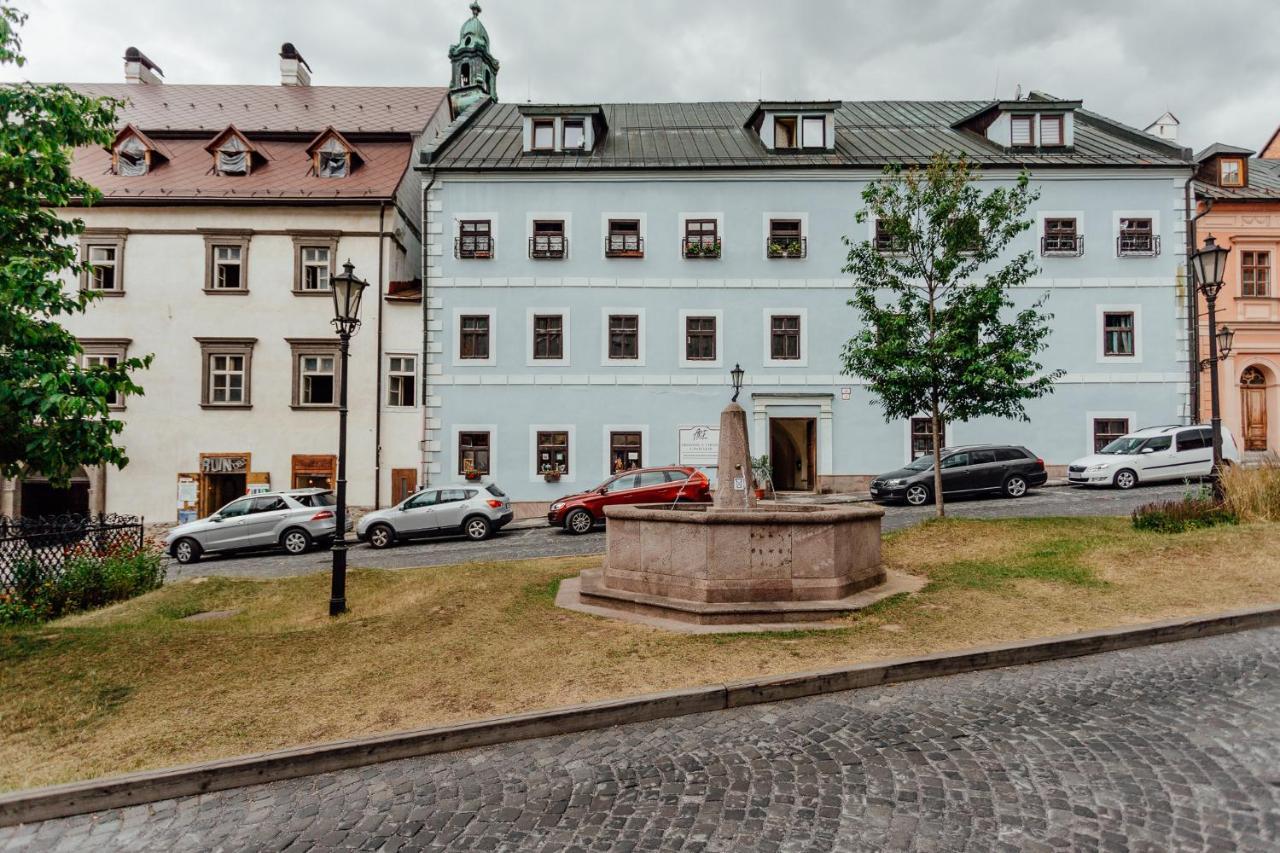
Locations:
550;502;565;511
1086;463;1110;472
886;479;906;486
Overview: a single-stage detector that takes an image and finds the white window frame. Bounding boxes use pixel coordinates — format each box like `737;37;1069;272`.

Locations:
1096;304;1143;364
601;424;650;478
385;353;418;409
1085;411;1137;456
299;352;338;407
300;246;332;291
678;308;724;369
526;307;571;367
761;212;809;261
209;354;247;406
762;308;809;368
452;307;497;367
601;212;647;260
529;424;576;484
85;244;120;292
601;307;646;366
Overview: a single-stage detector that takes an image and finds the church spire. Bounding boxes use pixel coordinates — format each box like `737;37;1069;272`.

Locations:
448;1;499;119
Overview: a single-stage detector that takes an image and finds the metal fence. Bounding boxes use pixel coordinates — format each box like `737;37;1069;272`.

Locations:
0;514;144;593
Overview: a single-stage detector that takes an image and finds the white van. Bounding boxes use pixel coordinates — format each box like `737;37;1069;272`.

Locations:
1067;425;1240;490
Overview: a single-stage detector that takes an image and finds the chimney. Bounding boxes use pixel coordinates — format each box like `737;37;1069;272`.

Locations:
279;43;312;87
124;47;163;85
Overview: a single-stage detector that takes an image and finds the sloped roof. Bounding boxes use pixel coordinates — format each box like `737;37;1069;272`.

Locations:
66;83;446;134
1196;158;1280;201
426;100;1191;170
1194;142;1255;162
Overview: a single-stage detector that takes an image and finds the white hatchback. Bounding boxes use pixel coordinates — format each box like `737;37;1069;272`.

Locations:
1067;424;1240;490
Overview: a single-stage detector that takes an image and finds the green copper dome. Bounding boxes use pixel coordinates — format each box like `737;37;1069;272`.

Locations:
456;2;490;51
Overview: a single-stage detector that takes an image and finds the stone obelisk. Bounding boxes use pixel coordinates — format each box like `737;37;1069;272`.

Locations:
713;401;757;510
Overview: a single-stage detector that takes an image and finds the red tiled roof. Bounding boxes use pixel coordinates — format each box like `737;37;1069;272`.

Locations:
66;83;446;135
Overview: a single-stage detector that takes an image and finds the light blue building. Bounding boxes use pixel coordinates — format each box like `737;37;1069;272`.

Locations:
416;7;1194;509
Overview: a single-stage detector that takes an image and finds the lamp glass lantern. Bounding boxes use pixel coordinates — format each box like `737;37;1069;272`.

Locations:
330;260;369;334
730;363;745;402
1216;324;1234;359
1191;235;1231;298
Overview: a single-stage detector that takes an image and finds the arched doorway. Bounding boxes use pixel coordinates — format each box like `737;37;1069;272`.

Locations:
1241;366;1269;452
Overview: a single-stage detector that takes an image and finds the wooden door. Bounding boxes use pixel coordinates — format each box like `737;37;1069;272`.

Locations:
391;468;417;505
1243;387;1268;451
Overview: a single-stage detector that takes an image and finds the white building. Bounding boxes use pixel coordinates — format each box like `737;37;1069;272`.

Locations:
0;46;448;522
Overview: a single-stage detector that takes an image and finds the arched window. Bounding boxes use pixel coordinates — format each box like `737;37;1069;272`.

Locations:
1242;366;1267;386
460;62;471;86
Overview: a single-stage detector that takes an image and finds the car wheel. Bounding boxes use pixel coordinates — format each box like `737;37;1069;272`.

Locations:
463;516;491;541
565;509;595;534
1003;475;1029;498
1114;469;1138;490
173;538;201;565
904;484;931;507
367;523;395;549
281;528;312;555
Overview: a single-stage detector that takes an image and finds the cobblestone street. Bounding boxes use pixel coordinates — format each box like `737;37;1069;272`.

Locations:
167;482;1192;580
5;626;1277;851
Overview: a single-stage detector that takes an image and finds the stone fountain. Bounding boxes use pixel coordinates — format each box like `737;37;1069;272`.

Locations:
557;397;921;632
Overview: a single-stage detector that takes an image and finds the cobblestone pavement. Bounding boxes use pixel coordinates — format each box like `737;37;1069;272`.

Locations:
6;627;1277;852
167;482;1193;581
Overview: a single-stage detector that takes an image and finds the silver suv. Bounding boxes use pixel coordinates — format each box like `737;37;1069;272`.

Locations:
357;483;513;548
164;489;342;564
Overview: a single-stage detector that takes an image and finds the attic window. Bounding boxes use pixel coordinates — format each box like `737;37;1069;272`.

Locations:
562;119;585;151
775;116;798;149
1011;115;1034;146
316;137;349;178
217;136;250;176
1220;158;1244;187
801;116;826;148
114;135;149;176
532;119;555;151
1040;115;1064;146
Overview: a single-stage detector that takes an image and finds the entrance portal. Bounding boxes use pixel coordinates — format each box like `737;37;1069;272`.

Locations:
770;417;817;492
199;453;251;516
1242;367;1268;452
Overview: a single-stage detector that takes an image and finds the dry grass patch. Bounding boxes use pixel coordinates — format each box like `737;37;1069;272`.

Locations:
3;518;1278;791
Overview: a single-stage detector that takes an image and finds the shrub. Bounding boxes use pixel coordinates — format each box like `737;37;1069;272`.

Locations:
0;542;165;625
1132;496;1237;534
1222;460;1280;522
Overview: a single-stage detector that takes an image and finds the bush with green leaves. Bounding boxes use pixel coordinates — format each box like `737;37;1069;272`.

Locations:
1131;497;1237;534
0;542;165;625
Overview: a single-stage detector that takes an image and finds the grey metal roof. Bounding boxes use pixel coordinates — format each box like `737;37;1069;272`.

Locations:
1196;158;1280;201
425;100;1191;171
1194;142;1256;162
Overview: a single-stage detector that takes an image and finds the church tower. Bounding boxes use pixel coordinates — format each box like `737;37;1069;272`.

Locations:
448;1;499;119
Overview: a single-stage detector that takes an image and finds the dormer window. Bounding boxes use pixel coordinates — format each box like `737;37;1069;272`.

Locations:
562;119;585;151
801;116;826;148
317;138;349;178
532;119;555;151
1011;114;1034;146
775;117;798;149
1220;158;1244;187
748;102;839;152
115;136;149;176
519;106;604;154
1040;115;1064;146
217;136;250;175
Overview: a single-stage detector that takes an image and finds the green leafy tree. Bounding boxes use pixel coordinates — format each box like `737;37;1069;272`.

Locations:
841;153;1062;517
0;7;151;489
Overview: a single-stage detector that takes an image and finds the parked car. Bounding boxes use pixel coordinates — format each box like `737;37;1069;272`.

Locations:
548;466;712;534
1067;424;1239;489
357;483;513;548
870;445;1048;506
164;489;342;564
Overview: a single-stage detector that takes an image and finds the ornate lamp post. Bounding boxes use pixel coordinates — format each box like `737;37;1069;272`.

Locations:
328;260;368;616
730;363;745;403
1191;235;1232;497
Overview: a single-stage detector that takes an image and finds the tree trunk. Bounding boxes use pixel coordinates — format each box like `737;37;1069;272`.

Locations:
930;401;945;519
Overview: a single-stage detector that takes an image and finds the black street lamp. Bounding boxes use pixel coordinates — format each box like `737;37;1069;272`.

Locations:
1191;235;1232;497
730;363;745;403
328;260;369;616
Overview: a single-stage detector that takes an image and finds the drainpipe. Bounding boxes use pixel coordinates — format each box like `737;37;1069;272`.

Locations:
421;174;437;489
373;202;387;508
1185;178;1214;423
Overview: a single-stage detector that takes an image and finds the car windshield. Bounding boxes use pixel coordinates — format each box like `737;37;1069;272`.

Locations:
484;484;506;498
904;455;934;471
1099;437;1151;455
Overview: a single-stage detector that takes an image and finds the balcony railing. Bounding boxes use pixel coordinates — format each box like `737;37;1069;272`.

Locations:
529;236;567;259
1117;233;1160;257
682;237;721;259
1041;234;1084;257
767;237;807;259
455;236;493;259
874;235;908;254
605;235;644;258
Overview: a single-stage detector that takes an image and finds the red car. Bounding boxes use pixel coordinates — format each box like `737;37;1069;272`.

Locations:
547;466;712;534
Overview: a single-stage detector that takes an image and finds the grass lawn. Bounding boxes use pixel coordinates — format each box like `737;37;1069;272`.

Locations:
2;517;1278;792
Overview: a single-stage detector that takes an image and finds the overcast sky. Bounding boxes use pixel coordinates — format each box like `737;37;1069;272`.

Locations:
3;0;1277;152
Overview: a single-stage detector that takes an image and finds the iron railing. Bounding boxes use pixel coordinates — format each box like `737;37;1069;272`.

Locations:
0;513;144;592
682;237;722;259
455;236;494;259
605;235;644;257
767;237;807;259
1117;233;1160;257
529;236;567;259
1042;234;1084;256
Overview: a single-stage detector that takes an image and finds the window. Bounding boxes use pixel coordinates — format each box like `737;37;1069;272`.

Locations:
459;315;491;360
941;452;970;469
767;219;805;258
80;339;130;409
1042;218;1080;255
212;245;243;290
1242;251;1271;297
608;314;639;360
196;338;254;408
1011;114;1034;146
300;247;331;291
387;355;416;407
1176;429;1210;452
562;119;585;150
405;490;438;510
533;315;564;360
685;316;717;361
609;432;642;473
532;119;555;151
459;432;491;475
287;340;339;408
774;116;797;149
216;135;250;175
911;417;944;460
1039;115;1064;146
874;218;907;253
1103;312;1135;357
994;447;1029;462
316;137;349;178
770;315;801;360
457;220;493;259
1093;418;1129;453
1118;218;1157;256
530;220;566;259
219;498;254;518
115;135;149;176
209;355;246;404
537;431;569;475
606;219;643;257
801;115;825;148
683;219;720;258
86;245;118;292
1220;158;1244;187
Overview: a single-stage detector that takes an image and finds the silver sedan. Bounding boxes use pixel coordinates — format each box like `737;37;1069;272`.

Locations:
357;483;513;547
163;489;341;564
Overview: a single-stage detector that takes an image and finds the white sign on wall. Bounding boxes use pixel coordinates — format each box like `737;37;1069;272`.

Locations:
678;426;720;466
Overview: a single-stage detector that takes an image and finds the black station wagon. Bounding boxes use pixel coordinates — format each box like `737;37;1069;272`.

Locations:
870;444;1048;506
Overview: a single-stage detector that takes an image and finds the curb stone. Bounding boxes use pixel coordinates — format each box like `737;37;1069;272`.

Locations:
2;603;1278;828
